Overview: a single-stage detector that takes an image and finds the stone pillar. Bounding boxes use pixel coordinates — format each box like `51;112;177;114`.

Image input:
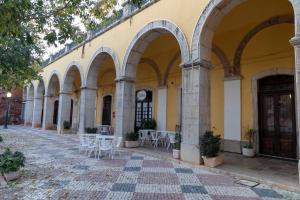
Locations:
157;86;167;130
115;77;135;137
42;95;55;130
24;98;34;126
79;87;97;134
181;62;211;164
32;96;44;128
290;0;300;184
223;77;241;153
57;92;72;134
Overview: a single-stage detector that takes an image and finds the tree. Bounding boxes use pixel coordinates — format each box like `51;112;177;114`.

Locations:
0;0;142;90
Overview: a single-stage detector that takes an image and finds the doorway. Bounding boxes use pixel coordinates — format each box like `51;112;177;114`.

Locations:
135;90;153;131
258;75;297;159
53;100;59;125
102;95;112;125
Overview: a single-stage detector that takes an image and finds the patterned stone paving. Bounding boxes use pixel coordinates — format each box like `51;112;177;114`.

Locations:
0;126;299;200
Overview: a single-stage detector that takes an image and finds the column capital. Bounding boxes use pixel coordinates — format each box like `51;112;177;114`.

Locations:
59;91;72;95
224;75;243;81
290;37;300;47
180;59;212;69
115;76;135;83
80;86;97;91
33;97;43;100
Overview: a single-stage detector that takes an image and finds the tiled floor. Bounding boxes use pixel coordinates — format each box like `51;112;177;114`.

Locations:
0;126;299;200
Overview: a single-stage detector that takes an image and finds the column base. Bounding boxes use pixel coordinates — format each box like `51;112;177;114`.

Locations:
181;143;202;165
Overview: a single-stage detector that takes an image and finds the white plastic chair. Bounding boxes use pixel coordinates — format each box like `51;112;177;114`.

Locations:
113;137;123;157
167;132;176;150
79;134;89;154
157;131;167;147
139;130;149;146
98;125;111;135
97;137;114;159
86;135;98;158
150;131;160;147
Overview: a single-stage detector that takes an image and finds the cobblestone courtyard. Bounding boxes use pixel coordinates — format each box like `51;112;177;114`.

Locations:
0;126;299;200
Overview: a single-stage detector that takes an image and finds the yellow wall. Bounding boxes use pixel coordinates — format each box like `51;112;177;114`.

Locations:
210;0;294;140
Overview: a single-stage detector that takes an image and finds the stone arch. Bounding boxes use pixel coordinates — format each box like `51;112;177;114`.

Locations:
163;51;181;86
35;79;46;98
86;47;120;88
140;58;163;86
47;71;61;96
27;83;35;100
191;0;247;62
212;44;231;76
122;20;190;78
233;15;294;75
62;62;83;93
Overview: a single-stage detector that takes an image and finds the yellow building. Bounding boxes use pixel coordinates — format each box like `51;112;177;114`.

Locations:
23;0;300;175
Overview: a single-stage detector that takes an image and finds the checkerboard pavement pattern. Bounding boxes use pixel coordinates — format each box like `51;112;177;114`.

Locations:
0;126;299;200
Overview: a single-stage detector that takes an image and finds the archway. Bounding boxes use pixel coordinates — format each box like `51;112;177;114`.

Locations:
192;0;296;159
80;47;118;133
58;63;82;133
32;80;45;128
118;20;189;144
43;72;60;130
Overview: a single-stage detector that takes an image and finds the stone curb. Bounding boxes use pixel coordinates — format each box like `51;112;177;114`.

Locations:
125;148;300;193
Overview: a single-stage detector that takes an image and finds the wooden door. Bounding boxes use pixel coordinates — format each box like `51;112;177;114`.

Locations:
102;95;112;125
258;75;297;159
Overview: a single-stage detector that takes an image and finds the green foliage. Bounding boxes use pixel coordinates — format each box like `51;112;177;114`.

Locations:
244;129;256;149
174;132;181;150
63;121;71;130
0;0;143;89
125;132;139;141
0;135;3;142
199;131;221;158
85;127;98;134
141;118;157;130
0;148;26;173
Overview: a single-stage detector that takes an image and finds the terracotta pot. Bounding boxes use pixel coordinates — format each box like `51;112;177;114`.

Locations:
173;149;180;159
125;141;139;148
3;170;20;181
242;147;255;157
202;154;224;168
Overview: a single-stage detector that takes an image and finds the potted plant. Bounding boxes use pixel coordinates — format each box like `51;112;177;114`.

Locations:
242;129;256;157
125;132;139;148
199;131;223;168
0;148;26;181
173;131;181;159
63;121;71;130
85;127;98;134
141;118;157;130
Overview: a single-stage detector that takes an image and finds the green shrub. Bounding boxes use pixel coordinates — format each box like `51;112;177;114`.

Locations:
174;132;181;150
0;148;26;173
199;131;221;158
125;132;139;141
85;127;98;134
141;118;157;130
0;135;3;142
63;121;71;130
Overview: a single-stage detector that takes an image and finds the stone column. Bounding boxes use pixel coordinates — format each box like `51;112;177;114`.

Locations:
115;77;135;137
57;92;72;134
42;95;55;130
181;61;211;164
32;96;44;128
78;87;97;134
223;77;241;153
157;86;167;130
290;0;300;184
24;98;34;126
